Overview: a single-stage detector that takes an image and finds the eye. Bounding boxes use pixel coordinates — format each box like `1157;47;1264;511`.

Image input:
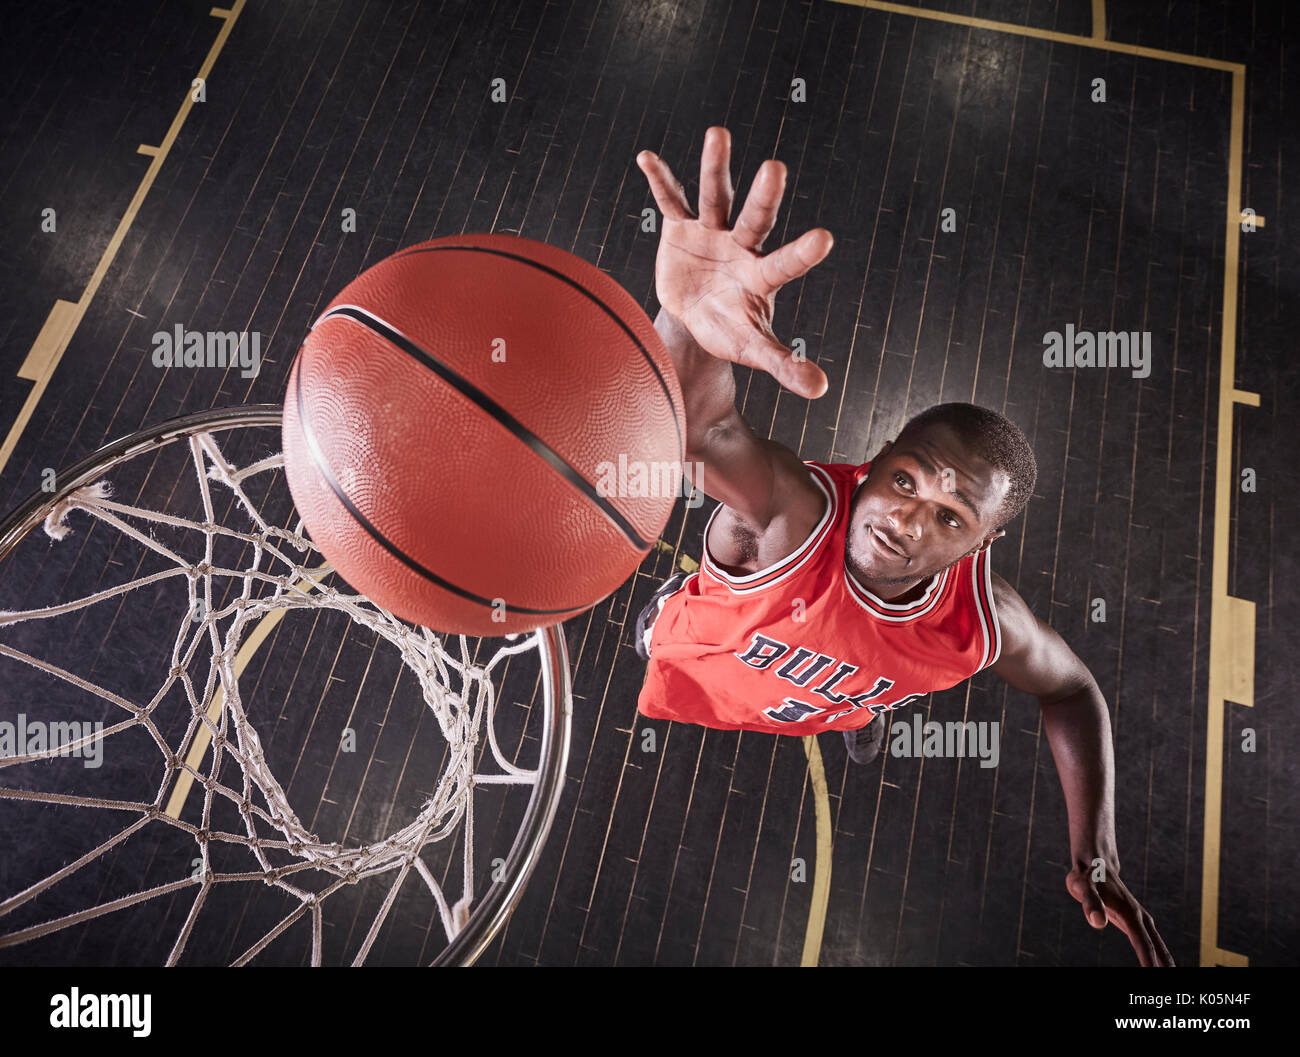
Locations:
940;510;961;529
893;472;912;491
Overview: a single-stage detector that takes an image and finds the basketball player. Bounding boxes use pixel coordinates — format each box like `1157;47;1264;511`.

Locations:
632;127;1173;967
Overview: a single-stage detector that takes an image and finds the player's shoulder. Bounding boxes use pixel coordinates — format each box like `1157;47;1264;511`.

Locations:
708;458;832;575
988;571;1038;657
759;457;869;556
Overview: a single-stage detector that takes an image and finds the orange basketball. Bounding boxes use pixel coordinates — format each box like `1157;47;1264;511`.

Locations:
281;234;686;636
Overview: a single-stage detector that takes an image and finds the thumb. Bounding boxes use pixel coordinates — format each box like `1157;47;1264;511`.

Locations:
1067;866;1109;929
745;334;828;399
1082;886;1108;929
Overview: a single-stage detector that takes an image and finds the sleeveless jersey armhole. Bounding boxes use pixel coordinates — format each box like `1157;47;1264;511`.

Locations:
701;464;838;594
972;546;1002;670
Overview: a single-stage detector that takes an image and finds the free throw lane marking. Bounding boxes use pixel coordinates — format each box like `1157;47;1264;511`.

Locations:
800;735;832;966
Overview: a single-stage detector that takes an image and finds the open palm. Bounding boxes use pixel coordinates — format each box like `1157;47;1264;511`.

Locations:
636;127;834;399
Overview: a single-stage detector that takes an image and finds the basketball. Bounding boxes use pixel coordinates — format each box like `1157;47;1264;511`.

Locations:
281;233;686;636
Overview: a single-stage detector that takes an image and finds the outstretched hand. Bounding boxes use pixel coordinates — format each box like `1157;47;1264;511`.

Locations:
636;126;833;399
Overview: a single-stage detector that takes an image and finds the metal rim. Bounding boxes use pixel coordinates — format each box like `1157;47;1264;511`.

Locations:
437;621;571;966
0;403;573;966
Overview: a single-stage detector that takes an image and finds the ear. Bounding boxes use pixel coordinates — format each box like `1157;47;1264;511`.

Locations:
874;440;893;460
977;529;1006;552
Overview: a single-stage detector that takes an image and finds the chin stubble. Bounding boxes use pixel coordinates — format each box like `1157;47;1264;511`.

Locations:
847;552;916;587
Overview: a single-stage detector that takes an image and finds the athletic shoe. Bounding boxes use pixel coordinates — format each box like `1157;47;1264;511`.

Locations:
843;716;886;765
634;572;688;661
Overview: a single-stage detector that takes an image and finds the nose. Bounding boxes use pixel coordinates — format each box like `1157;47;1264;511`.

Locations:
887;501;923;541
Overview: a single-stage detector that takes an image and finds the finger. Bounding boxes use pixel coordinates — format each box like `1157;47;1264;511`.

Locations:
1108;898;1158;967
754;227;835;296
1128;931;1154;967
636;150;696;221
733;159;787;252
1144;910;1176;967
1126;916;1159;968
698;126;734;230
736;332;828;400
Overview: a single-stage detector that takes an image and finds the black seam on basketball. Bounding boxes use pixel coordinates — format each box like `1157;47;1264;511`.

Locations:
382;242;684;460
318;303;655;551
291;353;580;617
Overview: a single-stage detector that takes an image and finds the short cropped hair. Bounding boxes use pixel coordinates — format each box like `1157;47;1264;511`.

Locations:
893;403;1037;528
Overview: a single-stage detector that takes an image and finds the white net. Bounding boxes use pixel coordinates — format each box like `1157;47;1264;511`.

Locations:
0;408;568;965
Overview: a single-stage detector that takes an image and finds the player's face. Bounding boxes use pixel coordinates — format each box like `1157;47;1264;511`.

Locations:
847;423;1010;590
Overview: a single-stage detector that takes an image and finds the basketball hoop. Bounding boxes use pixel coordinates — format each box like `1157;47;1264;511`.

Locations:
0;404;572;966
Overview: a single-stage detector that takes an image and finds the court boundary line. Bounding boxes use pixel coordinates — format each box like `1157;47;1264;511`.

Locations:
0;2;247;478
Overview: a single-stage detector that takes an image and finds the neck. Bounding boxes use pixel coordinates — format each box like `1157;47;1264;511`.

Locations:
880;578;930;605
846;557;934;604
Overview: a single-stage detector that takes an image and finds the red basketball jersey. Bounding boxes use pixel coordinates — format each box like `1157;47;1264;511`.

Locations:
636;460;1001;734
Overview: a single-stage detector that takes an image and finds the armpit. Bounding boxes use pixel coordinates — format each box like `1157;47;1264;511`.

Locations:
729;522;760;564
706;509;761;572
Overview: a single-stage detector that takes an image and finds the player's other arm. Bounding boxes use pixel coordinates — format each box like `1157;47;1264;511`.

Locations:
988;573;1174;966
636;127;832;537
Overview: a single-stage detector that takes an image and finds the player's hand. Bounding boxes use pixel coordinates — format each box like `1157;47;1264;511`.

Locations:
1066;860;1175;965
636;126;833;399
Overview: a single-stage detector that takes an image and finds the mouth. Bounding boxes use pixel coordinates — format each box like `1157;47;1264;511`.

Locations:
867;524;909;560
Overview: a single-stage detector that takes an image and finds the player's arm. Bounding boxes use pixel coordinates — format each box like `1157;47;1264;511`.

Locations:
636;127;832;535
989;573;1174;966
655;307;821;531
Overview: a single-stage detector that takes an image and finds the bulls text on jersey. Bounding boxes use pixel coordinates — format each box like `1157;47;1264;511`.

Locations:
734;633;924;725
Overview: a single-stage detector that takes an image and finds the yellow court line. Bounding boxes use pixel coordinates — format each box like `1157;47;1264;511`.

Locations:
834;0;1242;72
0;1;246;479
826;0;1253;968
652;537;700;573
800;735;832;965
1201;68;1255;968
1092;0;1106;41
